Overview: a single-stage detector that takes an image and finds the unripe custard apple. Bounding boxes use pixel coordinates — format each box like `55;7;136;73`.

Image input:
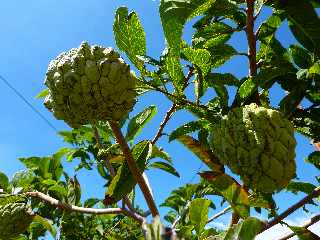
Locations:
44;42;137;128
210;103;296;193
0;195;34;239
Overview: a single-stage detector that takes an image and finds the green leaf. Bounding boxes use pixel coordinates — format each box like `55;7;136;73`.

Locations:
205;73;239;86
126;105;157;141
223;217;263;240
305;151;320;170
84;198;100;208
149;161;180;177
209;44;237;68
193;22;233;49
308;62;320;76
177;135;223;173
113;7;146;70
200;173;249;218
11;170;34;190
281;0;320;54
35;88;49;99
48;184;68;199
169;120;209;142
150;145;172;163
32;215;57;238
0;172;9;191
143;216;164;240
279;88;305;116
257;14;282;40
159;0;216;92
286;181;316;195
183;47;211;76
189;198;211;235
289;45;313;69
238;77;257;100
104;141;151;204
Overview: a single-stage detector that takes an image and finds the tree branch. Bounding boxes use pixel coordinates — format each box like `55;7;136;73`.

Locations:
261;187;320;232
108;121;159;217
26;191;123;215
151;104;177;144
246;0;257;77
277;215;320;240
207;206;232;224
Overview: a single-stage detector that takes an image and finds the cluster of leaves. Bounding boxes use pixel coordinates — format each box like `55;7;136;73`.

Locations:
1;0;320;239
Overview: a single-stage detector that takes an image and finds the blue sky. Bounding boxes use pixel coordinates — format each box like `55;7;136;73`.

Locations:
0;0;319;238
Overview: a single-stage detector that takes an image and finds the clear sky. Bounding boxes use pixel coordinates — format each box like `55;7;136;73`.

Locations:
0;0;318;239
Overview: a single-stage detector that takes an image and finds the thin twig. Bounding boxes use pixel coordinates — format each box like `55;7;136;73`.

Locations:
151;104;177;144
207;206;232;224
108;121;159;217
246;0;257;77
261;187;320;232
277;215;320;240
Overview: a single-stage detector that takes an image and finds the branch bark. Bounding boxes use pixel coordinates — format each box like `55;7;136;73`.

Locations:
26;191;123;215
108;121;159;217
277;214;320;240
151;104;176;144
260;187;320;232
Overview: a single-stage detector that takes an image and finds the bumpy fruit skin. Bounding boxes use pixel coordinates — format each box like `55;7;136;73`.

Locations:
0;195;33;239
44;42;137;128
210;103;296;193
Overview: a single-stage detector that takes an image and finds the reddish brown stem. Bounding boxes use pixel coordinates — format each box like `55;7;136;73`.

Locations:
260;187;320;232
109;121;159;217
151;104;176;144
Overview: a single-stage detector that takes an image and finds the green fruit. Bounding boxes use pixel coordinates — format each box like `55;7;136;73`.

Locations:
44;42;137;128
0;194;34;239
210;103;296;193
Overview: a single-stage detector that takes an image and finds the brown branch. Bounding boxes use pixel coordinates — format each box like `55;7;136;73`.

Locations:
261;187;320;232
108;121;159;217
277;215;320;240
151;104;177;144
183;66;195;90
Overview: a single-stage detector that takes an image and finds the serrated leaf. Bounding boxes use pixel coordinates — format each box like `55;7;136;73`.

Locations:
305;151;320;170
177;135;223;173
35;88;49;99
149;161;180;177
189;198;211;234
169;120;209;142
126;105;157;141
0;172;9;191
257;14;282;40
113;7;146;70
286;181;316;195
104;141;151;204
200;173;249;218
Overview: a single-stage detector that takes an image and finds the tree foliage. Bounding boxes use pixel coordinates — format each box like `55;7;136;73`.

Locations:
1;1;320;239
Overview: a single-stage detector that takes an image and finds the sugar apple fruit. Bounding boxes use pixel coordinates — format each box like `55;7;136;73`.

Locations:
0;194;34;239
44;42;137;128
210;103;296;193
